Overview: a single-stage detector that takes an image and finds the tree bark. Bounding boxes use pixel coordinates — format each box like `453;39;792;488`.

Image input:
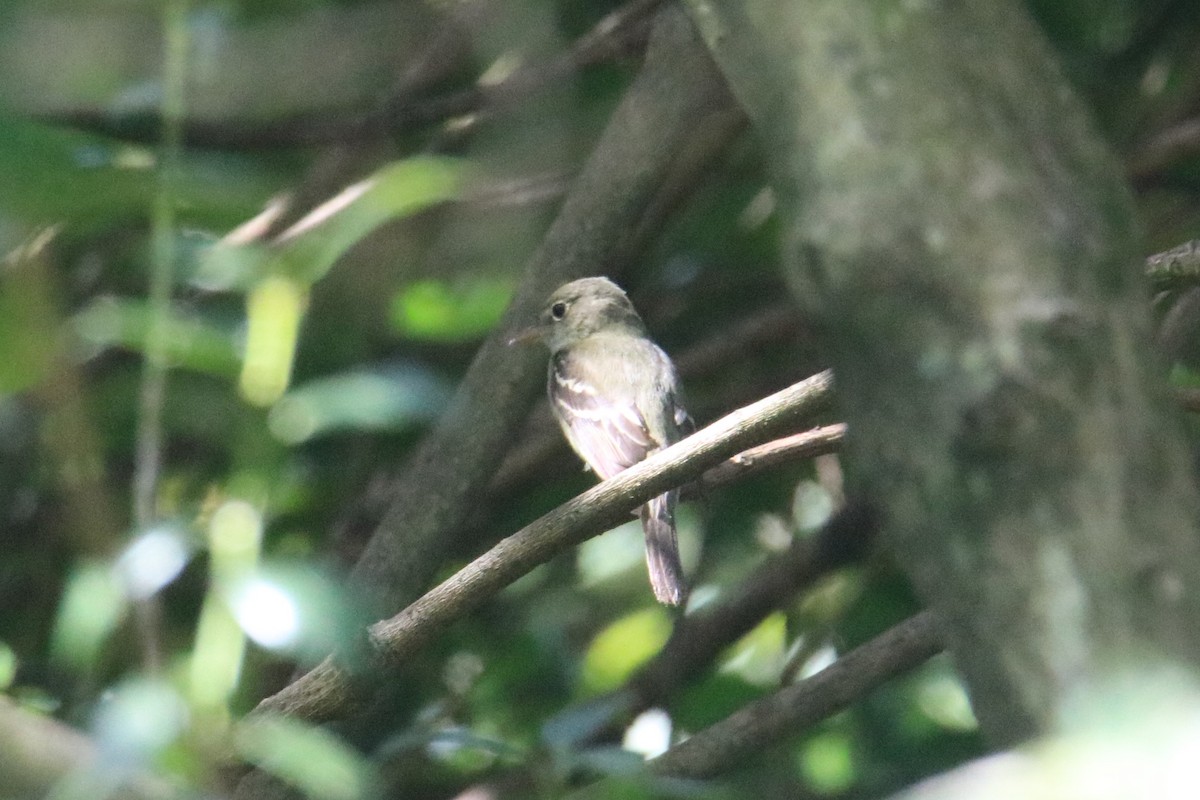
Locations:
686;0;1200;744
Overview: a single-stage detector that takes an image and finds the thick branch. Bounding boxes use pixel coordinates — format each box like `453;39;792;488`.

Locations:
252;370;833;724
650;611;943;779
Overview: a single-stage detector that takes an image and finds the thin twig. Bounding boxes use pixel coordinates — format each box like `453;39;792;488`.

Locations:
697;424;845;491
649;611;943;779
250;371;833;725
1129;116;1200;186
130;0;189;674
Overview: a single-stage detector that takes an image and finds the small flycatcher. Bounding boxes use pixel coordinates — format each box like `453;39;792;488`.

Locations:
513;277;690;605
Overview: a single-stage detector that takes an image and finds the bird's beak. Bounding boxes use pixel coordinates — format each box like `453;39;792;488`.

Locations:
506;325;545;347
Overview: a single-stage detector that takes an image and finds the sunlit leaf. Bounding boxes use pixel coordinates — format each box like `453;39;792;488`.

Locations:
916;658;979;733
228;562;363;661
240;275;306;406
622;708;671;758
91;678;189;763
719;612;786;687
113;526;192;600
189;593;245;712
273;158;464;282
190;500;263;710
0;228;60;393
792;479;835;533
208;499;264;574
799;730;857;794
390;276;513;341
50;561;127;669
236;715;377;800
583;608;672;693
0;642;16;691
267;363;450;443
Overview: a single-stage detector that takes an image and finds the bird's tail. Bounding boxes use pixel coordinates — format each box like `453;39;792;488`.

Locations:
640;490;686;606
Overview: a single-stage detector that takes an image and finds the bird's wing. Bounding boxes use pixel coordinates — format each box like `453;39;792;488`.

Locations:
550;351;655;480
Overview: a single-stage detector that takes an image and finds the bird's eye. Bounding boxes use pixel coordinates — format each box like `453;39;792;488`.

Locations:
550;301;567;320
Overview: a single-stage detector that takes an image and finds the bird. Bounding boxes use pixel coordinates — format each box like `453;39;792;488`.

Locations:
512;277;690;605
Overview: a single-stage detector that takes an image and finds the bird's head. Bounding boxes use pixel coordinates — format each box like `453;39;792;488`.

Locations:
508;276;646;353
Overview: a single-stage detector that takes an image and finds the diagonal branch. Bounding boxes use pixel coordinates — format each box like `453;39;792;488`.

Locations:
543;499;875;749
650;610;943;779
250;370;834;725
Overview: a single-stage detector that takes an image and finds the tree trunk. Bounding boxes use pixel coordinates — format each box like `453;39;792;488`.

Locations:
685;0;1200;744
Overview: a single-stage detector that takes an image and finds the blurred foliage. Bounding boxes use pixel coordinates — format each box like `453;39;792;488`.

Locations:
0;0;1196;798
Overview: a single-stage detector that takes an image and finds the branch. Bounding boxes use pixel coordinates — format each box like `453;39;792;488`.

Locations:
696;423;845;491
545;500;875;748
1146;239;1200;290
1175;388;1200;413
251;370;833;725
0;698;175;800
1129;116;1200;187
649;611;943;779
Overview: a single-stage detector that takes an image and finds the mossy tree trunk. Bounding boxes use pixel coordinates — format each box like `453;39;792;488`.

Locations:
686;0;1200;744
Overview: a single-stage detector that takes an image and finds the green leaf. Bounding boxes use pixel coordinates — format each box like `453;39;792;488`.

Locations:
274;158;463;282
0;642;16;691
267;363;450;443
0;115;278;230
240;275;307;406
0;236;60;394
91;678;189;762
391;276;513;341
50;562;128;669
236;715;377;800
799;730;857;794
582;608;672;693
201;157;466;289
74;296;242;378
719;611;786;687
